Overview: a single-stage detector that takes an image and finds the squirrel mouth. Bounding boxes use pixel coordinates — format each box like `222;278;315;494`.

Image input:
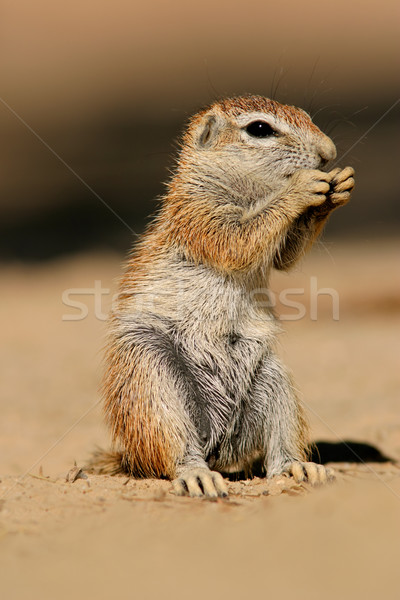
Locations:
319;158;330;170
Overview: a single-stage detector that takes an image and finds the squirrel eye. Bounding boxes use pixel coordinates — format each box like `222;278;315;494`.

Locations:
245;121;276;138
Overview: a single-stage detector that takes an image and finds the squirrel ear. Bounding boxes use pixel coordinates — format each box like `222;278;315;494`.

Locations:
197;114;219;148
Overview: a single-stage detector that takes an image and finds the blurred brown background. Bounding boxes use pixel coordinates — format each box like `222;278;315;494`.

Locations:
1;0;399;260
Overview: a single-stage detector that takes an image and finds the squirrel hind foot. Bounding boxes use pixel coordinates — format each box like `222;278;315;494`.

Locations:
284;461;335;485
172;468;228;498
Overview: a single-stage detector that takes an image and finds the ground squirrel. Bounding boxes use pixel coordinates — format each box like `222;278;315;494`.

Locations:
100;95;355;497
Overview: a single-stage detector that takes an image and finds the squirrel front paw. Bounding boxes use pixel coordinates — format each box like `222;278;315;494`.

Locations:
172;468;228;498
309;166;355;219
288;169;331;211
327;166;355;207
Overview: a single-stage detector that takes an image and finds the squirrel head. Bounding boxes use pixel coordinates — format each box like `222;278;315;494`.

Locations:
172;95;336;200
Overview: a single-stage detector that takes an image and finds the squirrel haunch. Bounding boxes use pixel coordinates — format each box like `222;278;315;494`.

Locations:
100;95;354;495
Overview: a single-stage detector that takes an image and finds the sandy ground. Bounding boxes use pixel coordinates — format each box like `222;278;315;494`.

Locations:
1;238;399;600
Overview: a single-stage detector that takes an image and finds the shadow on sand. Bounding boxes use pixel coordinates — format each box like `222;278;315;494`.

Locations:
310;440;393;464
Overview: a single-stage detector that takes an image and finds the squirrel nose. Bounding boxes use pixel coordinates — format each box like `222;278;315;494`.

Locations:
317;134;337;164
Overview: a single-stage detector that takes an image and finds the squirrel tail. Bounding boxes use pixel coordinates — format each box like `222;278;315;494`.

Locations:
85;447;129;476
